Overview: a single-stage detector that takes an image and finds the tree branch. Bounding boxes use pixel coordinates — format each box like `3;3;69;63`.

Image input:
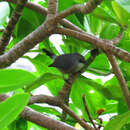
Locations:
29;94;94;130
0;23;49;68
82;95;97;130
0;0;27;55
1;0;91;33
28;94;58;106
55;27;130;62
106;53;130;109
29;94;95;129
104;27;130;109
47;0;58;19
60;103;95;130
21;106;77;130
54;0;103;23
111;27;125;44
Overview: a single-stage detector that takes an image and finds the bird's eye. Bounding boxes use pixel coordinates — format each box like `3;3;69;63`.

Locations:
79;58;85;63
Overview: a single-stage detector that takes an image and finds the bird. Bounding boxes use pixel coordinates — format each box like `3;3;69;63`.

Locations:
42;49;85;75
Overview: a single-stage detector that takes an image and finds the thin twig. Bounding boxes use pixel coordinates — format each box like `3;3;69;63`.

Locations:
60;103;95;130
111;26;126;44
82;95;97;130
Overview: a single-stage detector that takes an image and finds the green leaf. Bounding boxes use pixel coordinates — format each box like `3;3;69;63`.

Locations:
120;62;130;81
90;54;110;71
86;14;103;35
100;23;120;40
0;69;36;93
9;3;45;44
0;2;10;27
71;76;106;119
121;123;130;130
104;76;123;100
0;93;29;129
104;111;130;130
45;79;64;96
27;121;44;130
26;54;60;75
8;118;27;130
112;1;130;25
104;100;118;114
29;104;61;117
117;101;128;114
14;8;45;39
116;0;130;13
74;0;85;4
91;6;119;24
25;73;62;92
62;37;92;53
58;0;84;30
118;39;130;53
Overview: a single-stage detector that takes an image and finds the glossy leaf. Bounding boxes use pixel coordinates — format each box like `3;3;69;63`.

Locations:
45;79;64;96
25;73;62;92
104;76;123;100
29;104;61;117
8;118;27;130
86;14;103;35
25;54;61;76
71;76;106;119
0;93;29;129
100;23;120;39
0;69;36;93
90;54;110;71
91;6;119;24
58;0;84;30
112;1;130;25
116;0;130;13
104;111;130;130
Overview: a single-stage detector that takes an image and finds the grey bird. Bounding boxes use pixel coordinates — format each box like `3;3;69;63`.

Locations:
42;49;85;74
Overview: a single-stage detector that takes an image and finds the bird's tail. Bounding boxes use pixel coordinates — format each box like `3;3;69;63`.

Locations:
42;49;55;59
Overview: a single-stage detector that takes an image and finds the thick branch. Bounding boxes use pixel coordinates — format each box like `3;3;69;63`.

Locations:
28;94;58;106
106;53;130;109
56;27;130;62
47;0;58;19
21;106;77;130
0;0;129;63
0;0;27;55
0;22;49;68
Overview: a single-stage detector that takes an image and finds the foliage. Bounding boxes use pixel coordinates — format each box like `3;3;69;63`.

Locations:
0;0;130;129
